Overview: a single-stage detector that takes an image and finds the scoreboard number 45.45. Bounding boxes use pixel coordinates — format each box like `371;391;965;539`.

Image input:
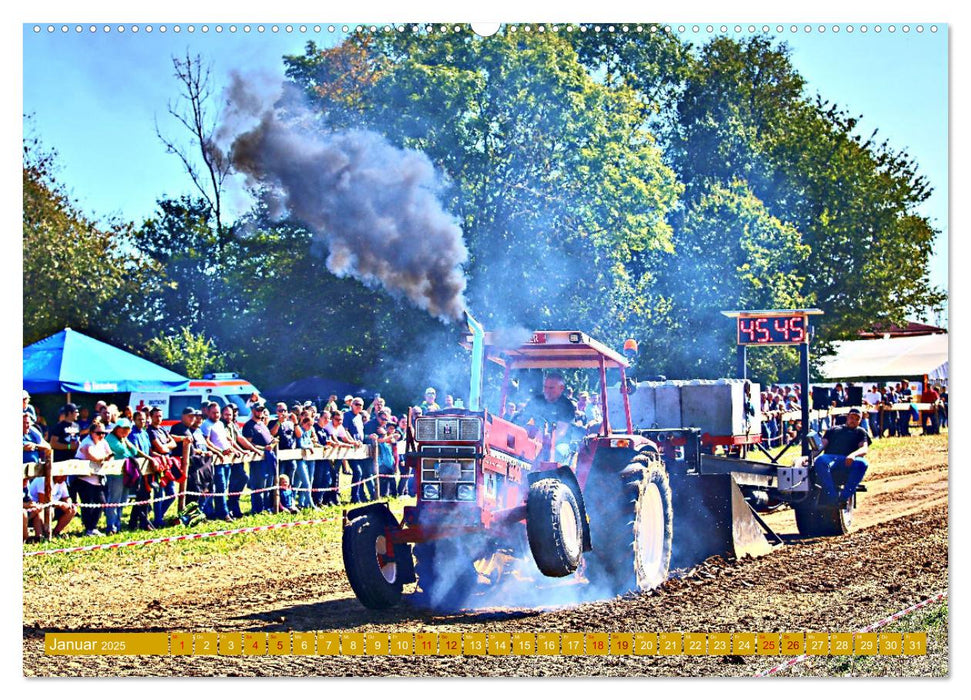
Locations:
737;314;807;346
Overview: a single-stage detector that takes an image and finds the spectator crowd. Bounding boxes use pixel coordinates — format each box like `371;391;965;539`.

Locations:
21;389;444;542
760;379;948;447
22;377;947;543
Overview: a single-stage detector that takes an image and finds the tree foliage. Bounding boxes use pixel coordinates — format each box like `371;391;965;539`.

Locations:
648;179;810;382
22;134;158;347
670;36;945;354
144;326;225;378
283;27;683;350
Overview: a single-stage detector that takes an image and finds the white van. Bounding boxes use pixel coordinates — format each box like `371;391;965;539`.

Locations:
130;373;261;425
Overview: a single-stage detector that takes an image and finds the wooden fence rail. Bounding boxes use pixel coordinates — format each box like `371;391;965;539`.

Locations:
23;444;377;541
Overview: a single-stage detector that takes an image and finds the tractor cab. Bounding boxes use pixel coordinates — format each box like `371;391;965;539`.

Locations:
459;321;639;467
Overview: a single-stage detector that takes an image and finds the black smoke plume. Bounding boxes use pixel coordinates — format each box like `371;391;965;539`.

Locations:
224;75;469;321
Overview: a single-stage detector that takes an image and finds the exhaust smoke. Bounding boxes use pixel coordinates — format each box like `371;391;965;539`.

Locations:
223;75;469;321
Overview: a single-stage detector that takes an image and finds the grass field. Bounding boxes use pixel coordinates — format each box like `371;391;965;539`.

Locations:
23;471;415;582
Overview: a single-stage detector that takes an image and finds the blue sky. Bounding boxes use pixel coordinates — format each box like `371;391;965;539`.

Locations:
22;22;948;322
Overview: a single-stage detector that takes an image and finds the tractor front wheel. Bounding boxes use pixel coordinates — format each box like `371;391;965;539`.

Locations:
526;478;583;577
342;512;406;610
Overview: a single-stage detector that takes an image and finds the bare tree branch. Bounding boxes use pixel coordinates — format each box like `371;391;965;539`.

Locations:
155;52;232;253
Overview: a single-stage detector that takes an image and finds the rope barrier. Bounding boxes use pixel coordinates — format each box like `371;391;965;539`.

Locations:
32;474;405;509
753;590;948;677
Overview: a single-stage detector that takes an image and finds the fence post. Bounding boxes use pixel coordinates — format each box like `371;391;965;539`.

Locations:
178;449;188;513
273;445;280;513
148;458;156;524
43;453;53;541
372;443;379;501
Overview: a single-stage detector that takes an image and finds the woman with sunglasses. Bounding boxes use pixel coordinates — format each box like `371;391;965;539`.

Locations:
74;418;114;536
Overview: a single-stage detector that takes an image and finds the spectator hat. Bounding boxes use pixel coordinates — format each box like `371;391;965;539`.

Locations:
847;407;862;416
22;390;30;399
303;401;314;408
112;418;132;431
62;402;79;414
343;395;354;403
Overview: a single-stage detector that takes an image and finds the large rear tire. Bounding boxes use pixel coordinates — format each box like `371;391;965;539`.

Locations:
526;478;583;577
342;512;405;610
413;539;480;609
584;452;672;594
794;495;854;537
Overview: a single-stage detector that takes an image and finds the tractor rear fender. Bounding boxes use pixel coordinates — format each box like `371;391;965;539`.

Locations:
343;503;415;584
527;467;591;552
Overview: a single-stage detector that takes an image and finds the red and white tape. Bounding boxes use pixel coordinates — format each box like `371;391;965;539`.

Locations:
753;590;948;677
23;516;338;557
36;475;398;509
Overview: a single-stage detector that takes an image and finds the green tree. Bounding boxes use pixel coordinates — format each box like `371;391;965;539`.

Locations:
671;37;945;348
283;27;682;349
143;326;226;378
767;99;945;339
23;134;158;346
646;180;810;383
130;197;220;339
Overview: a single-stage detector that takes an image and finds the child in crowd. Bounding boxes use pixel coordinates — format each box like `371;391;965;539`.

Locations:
278;474;299;514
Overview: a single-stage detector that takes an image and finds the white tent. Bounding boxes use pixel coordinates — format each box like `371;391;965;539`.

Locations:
818;333;948;382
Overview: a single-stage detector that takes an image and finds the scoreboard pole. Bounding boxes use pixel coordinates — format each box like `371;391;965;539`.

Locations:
800;342;811;457
724;308;823;460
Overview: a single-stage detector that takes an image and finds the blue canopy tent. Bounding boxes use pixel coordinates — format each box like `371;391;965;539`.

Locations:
23;328;190;396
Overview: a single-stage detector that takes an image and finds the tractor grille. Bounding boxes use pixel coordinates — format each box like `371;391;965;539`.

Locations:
416;417;482;442
420;458;477;502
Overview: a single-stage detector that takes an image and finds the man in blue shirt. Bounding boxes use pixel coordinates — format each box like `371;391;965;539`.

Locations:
813;408;871;505
344;397;370;503
365;410;399;498
269;402;297;483
23;413;50;464
127;410;154;530
23;390;37;423
242;404;278;515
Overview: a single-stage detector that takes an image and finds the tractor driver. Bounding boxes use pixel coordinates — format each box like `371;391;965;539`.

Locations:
518;372;578;463
813;407;871;506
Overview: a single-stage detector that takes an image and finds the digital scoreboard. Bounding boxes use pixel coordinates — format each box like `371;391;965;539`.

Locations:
723;309;822;457
736;313;807;346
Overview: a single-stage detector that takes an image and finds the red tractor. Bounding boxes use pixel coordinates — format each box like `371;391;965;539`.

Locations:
341;320;676;610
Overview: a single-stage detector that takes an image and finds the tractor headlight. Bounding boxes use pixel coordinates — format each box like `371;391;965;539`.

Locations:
457;484;476;501
422;483;441;501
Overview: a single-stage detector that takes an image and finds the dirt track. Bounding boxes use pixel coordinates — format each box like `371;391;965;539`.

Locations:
23;435;948;677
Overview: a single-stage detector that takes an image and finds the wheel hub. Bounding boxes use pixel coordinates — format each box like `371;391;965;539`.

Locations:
375;534;397;584
637;483;665;587
559;498;581;559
